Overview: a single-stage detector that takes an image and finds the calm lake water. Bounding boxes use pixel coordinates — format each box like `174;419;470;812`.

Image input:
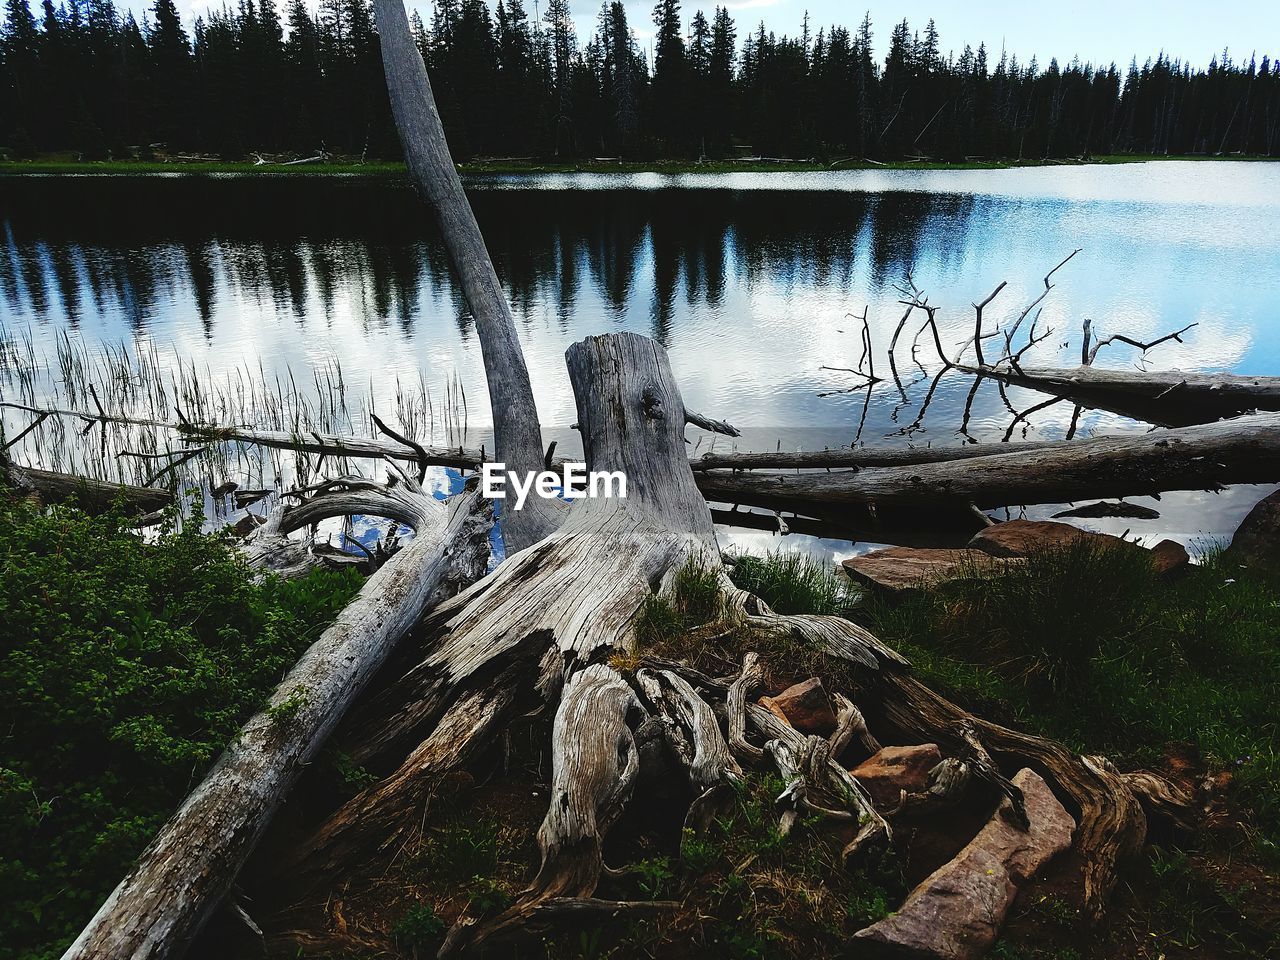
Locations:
2;161;1279;560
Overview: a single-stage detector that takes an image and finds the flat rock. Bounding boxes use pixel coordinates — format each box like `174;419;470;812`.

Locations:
759;677;836;734
851;744;943;809
852;768;1075;960
842;548;1017;595
1226;489;1280;568
1150;539;1190;578
968;519;1124;558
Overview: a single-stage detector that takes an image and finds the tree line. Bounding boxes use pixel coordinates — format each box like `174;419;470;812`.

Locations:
2;0;1278;162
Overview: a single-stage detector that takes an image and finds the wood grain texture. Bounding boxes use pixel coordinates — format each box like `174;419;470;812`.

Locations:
967;364;1280;426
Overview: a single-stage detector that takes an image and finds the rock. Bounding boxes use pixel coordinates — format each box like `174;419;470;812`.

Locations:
968;518;1125;558
851;744;943;809
852;768;1075;960
759;677;836;735
1053;501;1161;520
1226;488;1280;568
842;548;1018;596
1150;539;1190;578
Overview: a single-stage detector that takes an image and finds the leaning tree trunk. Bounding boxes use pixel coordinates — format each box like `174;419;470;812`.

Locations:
372;0;555;553
60;483;493;960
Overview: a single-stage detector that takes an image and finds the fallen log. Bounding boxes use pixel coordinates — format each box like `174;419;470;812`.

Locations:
692;438;1060;471
21;464;172;514
60;486;493;960
963;364;1280;427
696;412;1280;514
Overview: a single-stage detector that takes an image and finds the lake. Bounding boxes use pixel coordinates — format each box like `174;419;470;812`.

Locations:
2;161;1279;561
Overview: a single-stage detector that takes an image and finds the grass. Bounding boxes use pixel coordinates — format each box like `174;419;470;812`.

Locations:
730;550;858;618
856;540;1280;847
2;153;1274;178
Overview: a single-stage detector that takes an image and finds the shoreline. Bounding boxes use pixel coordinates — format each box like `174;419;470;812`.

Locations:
0;154;1275;177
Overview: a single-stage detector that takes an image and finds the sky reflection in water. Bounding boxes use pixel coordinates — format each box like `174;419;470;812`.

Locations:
2;161;1278;561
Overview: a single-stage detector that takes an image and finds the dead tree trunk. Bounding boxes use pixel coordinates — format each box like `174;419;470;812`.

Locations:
372;0;553;553
963;364;1280;427
60;488;493;960
696;412;1280;513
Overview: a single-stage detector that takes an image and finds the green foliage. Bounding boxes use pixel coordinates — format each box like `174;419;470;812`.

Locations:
859;543;1280;850
679;827;720;875
0;499;360;960
730;551;858;618
635;556;725;648
265;684;309;725
329;748;378;790
467;875;513;916
391;901;445;948
419;817;503;883
842;881;892;927
632;856;675;899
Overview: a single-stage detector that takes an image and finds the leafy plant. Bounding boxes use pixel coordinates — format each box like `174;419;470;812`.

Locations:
0;499;360;960
392;901;445;948
467;875;512;916
632;856;675;899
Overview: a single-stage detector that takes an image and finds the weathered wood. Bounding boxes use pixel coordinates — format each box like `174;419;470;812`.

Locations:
275;332;721;914
697;412;1280;513
748;701;891;859
727;652;766;764
439;664;644;957
372;0;553;552
692;439;1060;471
22;464;171;514
240;470;446;579
965;364;1280;427
874;673;1146;920
61;489;493;960
829;692;880;759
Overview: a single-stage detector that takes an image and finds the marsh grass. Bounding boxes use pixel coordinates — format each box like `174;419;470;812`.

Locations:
0;323;472;520
730;550;859;618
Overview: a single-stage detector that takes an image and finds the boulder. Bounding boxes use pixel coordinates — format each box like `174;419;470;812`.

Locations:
842;548;1018;596
1150;539;1190;578
967;518;1124;558
759;677;836;734
851;744;943;809
852;768;1075;960
1226;488;1280;568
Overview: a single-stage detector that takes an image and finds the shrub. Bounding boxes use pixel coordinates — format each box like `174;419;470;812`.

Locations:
0;499;360;960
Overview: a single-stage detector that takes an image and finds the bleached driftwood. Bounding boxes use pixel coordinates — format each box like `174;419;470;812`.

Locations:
696;412;1280;514
965;364;1280;427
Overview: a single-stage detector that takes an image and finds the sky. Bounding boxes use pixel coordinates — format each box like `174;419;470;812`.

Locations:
141;0;1277;72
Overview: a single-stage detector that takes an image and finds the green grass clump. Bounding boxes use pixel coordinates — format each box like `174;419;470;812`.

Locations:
858;540;1280;848
635;556;726;648
0;498;361;960
730;551;858;618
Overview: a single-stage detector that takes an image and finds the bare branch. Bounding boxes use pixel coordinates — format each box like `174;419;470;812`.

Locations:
1087;322;1198;366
